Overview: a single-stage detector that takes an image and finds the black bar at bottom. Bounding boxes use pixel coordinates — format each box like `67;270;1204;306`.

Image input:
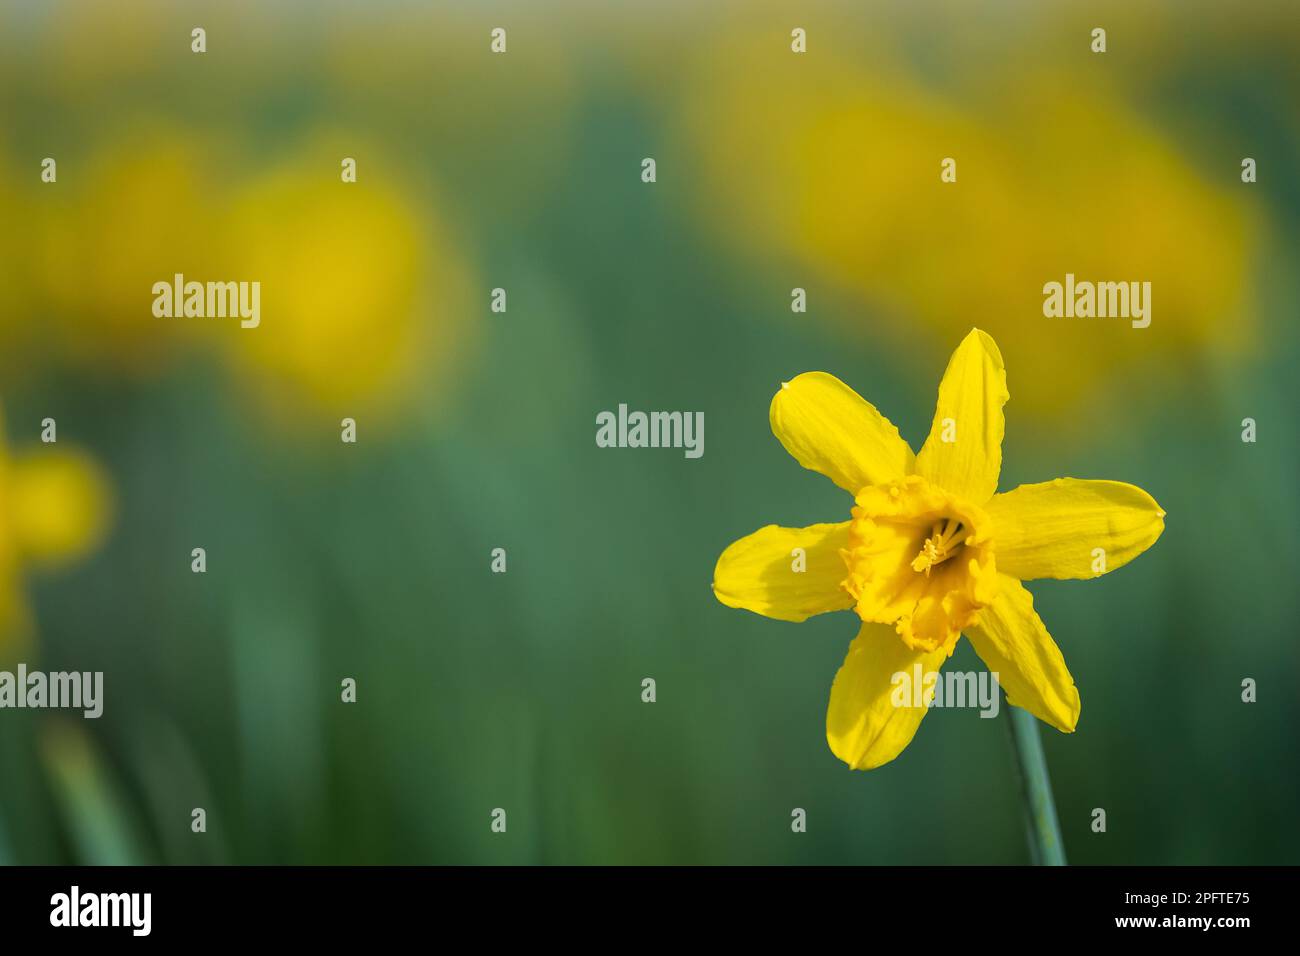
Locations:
0;865;1284;940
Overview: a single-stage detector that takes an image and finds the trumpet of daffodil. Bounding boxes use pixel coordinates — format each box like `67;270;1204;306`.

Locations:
0;420;112;659
712;330;1166;770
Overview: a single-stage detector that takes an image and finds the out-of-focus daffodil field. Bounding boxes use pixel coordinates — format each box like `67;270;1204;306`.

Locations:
0;0;1296;864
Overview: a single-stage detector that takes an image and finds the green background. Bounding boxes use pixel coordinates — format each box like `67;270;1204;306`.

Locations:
0;0;1296;864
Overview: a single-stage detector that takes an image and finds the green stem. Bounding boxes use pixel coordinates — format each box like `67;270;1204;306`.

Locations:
1004;701;1067;865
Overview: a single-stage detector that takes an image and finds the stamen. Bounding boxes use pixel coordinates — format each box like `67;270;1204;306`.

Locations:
910;518;968;576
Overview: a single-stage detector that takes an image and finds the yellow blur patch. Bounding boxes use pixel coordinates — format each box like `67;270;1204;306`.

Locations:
6;448;112;568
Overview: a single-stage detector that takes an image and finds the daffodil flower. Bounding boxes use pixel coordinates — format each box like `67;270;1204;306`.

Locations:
0;421;111;658
713;329;1166;770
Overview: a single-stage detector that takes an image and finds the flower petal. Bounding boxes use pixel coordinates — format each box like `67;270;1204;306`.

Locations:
965;576;1079;733
916;329;1008;504
770;372;914;495
826;622;949;769
713;522;853;622
986;478;1166;581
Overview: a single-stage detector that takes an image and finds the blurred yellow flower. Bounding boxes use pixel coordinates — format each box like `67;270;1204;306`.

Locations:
14;124;474;428
218;139;474;426
713;330;1166;769
30;125;227;376
680;38;1259;416
0;419;112;659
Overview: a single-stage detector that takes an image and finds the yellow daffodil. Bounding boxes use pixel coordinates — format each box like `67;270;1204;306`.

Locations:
713;329;1166;770
0;420;112;660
